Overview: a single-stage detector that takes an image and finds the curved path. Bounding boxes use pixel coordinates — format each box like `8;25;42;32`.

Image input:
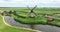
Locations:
4;16;60;32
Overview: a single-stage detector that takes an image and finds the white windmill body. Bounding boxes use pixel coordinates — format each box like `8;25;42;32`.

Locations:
30;12;35;17
27;5;37;18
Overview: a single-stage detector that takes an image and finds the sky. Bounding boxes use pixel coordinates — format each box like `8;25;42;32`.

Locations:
0;0;60;7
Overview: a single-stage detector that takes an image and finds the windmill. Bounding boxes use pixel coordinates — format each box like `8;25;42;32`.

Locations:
27;5;37;18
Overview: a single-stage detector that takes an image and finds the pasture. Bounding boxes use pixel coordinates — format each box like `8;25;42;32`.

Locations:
1;8;60;25
0;7;60;32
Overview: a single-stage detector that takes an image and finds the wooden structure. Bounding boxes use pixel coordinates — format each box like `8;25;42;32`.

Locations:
28;5;37;18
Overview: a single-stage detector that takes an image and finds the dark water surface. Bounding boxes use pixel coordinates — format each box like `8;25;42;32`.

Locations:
4;16;60;32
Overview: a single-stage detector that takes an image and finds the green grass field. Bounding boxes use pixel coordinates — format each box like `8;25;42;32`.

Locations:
10;14;47;24
0;11;36;32
4;7;59;26
0;15;35;32
0;7;60;32
1;8;60;14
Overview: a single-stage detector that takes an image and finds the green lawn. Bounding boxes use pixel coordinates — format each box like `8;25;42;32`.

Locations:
10;14;47;24
0;7;60;27
7;7;60;26
1;7;60;14
10;12;60;26
0;14;35;32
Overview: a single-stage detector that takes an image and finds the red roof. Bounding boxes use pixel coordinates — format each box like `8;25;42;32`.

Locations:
48;17;53;20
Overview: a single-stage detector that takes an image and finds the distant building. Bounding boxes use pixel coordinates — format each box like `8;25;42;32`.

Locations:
29;10;35;18
0;10;4;14
2;11;8;16
47;17;54;21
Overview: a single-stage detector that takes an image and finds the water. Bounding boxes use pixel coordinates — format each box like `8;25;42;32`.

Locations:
4;16;60;32
4;16;30;28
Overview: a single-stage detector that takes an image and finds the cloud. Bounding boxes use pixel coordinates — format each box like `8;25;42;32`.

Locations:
0;0;60;7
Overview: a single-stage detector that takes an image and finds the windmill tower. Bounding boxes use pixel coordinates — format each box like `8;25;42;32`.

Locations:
27;5;37;18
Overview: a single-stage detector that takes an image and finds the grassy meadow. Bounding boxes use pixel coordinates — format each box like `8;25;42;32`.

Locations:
0;8;36;32
0;7;60;32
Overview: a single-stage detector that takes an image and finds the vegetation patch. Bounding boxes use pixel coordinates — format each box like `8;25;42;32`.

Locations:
1;7;60;27
0;14;35;32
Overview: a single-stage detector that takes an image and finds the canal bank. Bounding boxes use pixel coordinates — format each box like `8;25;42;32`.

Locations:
3;16;41;32
3;16;60;32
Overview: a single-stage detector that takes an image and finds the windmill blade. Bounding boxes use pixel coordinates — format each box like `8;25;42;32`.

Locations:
27;5;31;10
31;5;37;10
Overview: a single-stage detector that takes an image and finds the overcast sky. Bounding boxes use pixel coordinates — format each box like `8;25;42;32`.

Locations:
0;0;60;7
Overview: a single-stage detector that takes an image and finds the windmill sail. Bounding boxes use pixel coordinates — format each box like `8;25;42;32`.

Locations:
31;5;37;11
